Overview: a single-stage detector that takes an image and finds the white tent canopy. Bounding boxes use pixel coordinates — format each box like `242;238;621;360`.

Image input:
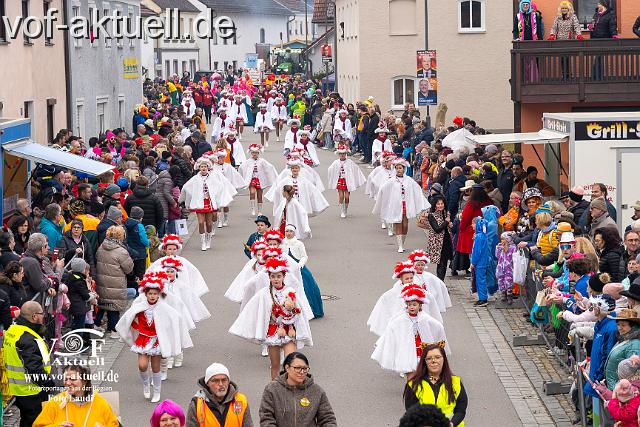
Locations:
466;129;569;146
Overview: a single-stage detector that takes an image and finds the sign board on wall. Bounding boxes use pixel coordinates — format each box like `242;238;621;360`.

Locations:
245;53;258;69
123;58;140;79
416;50;437;106
575;121;640;141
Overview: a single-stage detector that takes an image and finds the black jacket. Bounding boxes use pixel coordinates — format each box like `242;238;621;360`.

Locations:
171;157;192;189
97;218;118;247
530;245;560;267
497;166;515;214
67;272;92;317
0;275;27;308
569;200;590;227
0;287;12;330
20;251;51;300
0;248;20;272
600;244;625;282
123;185;165;229
446;174;466;218
57;231;96;274
12;317;55;389
591;8;618;39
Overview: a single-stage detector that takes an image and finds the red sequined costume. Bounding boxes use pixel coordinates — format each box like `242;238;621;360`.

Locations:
131;309;161;356
249;163;261;189
192;176;215;213
336;162;347;190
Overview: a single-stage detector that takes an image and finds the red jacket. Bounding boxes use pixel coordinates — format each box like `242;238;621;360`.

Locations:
456;199;492;254
608;394;640;427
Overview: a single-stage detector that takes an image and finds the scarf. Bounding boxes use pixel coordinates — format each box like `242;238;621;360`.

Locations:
339;117;346;131
377;135;386;142
292;128;298;144
517;11;538;40
236;102;241;114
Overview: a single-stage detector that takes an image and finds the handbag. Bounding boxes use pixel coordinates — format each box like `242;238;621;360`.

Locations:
512;249;528;285
416;210;429;229
530;290;548;325
175;219;189;236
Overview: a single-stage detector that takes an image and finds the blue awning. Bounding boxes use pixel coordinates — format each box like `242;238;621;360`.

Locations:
3;139;114;176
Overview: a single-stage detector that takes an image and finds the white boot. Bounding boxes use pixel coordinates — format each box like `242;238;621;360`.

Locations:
166;356;174;369
151;372;162;403
160;359;168;381
261;345;268;357
344;203;349;217
200;234;207;251
381;222;386;229
217;218;223;228
387;224;394;237
139;371;151;399
206;232;213;249
250;200;256;216
340;204;346;218
396;235;404;253
401;234;407;246
174;353;183;368
257;203;263;215
222;212;229;227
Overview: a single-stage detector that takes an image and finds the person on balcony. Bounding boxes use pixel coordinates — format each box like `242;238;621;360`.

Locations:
634;16;640;38
513;0;544;41
548;1;583;40
590;0;618;39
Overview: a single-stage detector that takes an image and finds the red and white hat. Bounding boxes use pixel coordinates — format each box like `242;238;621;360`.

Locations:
195;157;213;170
287;158;303;167
160;234;183;251
226;124;237;137
337;109;348;115
139;271;168;294
401;284;427;303
408;250;430;264
265;256;288;273
375;123;389;134
303;125;312;132
258;103;268;109
382;151;396;161
392;157;409;167
298;130;311;138
335;144;350;154
251;238;269;254
247;143;263;153
287;118;300;126
161;256;184;271
264;229;284;242
263;246;283;258
393;261;416;279
214;149;227;159
288;148;303;159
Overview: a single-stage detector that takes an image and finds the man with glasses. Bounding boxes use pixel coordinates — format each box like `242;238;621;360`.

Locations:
3;301;56;427
186;362;253;427
621;231;640;277
497;150;515;214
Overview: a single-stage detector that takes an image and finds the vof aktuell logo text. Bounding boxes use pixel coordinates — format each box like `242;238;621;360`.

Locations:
1;7;236;41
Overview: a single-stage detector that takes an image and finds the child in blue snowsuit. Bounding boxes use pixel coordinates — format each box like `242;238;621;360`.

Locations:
471;205;500;306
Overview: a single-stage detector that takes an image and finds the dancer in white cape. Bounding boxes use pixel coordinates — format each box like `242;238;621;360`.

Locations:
368;261;443;336
294;129;320;167
274;184;312;241
179;157;233;251
277;149;325;192
229;93;249;137
211;107;233;142
271;97;288;142
221;124;246;166
149;234;209;297
327;143;366;218
212;149;246;228
263;229;304;286
229;256;313;379
238;144;278;216
115;273;193;402
159;256;211;323
372;123;393;166
371;284;448;375
181;90;196;118
254;102;275;147
283;118;301;155
373;157;430;253
409;249;452;313
366;151;397;234
225;238;269;303
333;109;353;143
266;158;329;218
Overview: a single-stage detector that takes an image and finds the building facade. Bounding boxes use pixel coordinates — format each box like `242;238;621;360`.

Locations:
0;0;67;145
66;0;143;138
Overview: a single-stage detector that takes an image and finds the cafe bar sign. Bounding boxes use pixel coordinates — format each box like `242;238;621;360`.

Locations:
575;121;640;141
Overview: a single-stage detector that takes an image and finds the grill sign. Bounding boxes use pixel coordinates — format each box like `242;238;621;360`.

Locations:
575;121;640;141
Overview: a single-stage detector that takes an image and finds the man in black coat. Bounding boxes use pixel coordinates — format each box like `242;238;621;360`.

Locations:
497;150;515;214
590;0;618;39
446;167;466;218
123;176;165;230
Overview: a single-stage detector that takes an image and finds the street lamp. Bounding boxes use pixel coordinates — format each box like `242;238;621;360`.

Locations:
326;0;337;91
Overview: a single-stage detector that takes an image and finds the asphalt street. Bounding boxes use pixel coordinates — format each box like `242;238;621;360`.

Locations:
110;128;523;426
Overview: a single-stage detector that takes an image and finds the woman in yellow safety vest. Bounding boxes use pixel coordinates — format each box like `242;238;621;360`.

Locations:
404;343;468;426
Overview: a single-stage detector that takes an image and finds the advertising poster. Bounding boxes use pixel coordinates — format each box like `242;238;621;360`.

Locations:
416;50;437;106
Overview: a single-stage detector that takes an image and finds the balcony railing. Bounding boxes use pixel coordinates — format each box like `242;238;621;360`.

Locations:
511;39;640;103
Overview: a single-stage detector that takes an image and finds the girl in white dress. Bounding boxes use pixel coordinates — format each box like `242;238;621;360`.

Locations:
278;149;325;192
372;123;392;166
366;151;397;234
333;109;353;143
222;125;246;166
238;144;278;216
284;118;301;154
294;130;320;167
229;256;313;379
373;158;430;252
212;149;246;227
409;250;452;313
225;238;268;303
229;94;249;136
179;158;233;251
371;284;448;375
254;103;275;147
327;143;366;218
274;184;312;240
211;107;233;142
116;274;193;402
271;97;288;142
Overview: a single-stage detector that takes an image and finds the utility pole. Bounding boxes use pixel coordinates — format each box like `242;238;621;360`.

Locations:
305;0;309;78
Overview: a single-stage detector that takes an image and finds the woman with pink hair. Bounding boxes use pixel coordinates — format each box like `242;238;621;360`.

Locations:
150;400;185;427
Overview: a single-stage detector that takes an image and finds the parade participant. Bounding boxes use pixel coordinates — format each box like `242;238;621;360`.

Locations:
409;250;451;313
294;129;320;167
278;149;325;192
371;285;449;375
229;257;313;380
327;144;366;218
34;365;119;427
262;229;305;285
238;144;278;216
271;97;288;142
373;158;430;252
179;157;233;251
150;400;185;427
282;224;324;318
266;89;278;111
283;118;301;155
274;185;312;240
259;352;337;426
212;150;246;228
228;94;248;137
222;125;246;166
333;109;353;143
244;215;271;258
368;262;443;337
186;363;253;427
254;103;275;148
159;257;211;325
366;151;397;233
116;274;193;403
226;239;269;303
211;108;233;142
404;344;467;426
372;123;392;166
181;90;196;118
266;158;329;218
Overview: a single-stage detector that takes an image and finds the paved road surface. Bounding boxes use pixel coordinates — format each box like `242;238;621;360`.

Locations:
110;129;522;426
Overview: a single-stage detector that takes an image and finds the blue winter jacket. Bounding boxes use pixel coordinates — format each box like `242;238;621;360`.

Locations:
585;315;618;398
471;217;490;269
39;217;64;251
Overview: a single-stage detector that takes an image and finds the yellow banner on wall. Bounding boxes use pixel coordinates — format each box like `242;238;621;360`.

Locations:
124;58;140;79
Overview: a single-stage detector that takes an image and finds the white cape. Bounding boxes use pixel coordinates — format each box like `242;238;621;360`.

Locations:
277;166;325;192
372;138;392;163
149;256;209;297
294;142;320;166
367;281;443;336
116;298;193;358
223;139;247;165
274;198;312;240
163;290;196;331
238;158;278;189
254;111;275;132
166;275;211;323
415;272;452;312
213;163;247;190
179;173;234;210
327;159;366;192
271;105;288;122
239;270;314;320
229;286;313;349
373;176;430;223
212;116;234;142
365;166;394;200
225;258;263;303
371;311;448;374
265;175;329;217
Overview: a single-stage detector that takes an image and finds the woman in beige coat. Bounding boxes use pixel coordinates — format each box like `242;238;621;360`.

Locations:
96;225;134;338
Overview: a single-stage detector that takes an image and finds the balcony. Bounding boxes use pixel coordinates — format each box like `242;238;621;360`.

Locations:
511;39;640;103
